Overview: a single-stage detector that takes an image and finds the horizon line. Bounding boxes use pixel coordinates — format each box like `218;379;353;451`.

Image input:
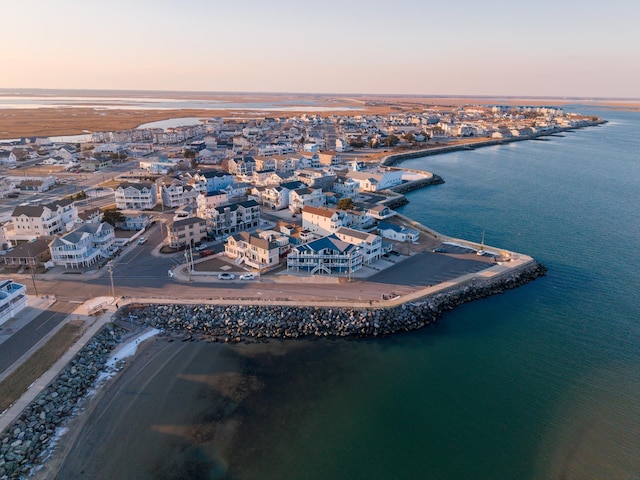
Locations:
0;87;638;102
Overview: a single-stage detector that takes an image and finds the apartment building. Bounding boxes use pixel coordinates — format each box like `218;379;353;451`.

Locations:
205;199;260;238
167;217;207;249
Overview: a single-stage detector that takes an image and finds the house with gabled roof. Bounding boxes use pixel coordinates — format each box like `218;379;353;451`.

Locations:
114;182;157;210
286;234;363;275
194;169;234;192
49;222;115;269
301;205;345;236
228;156;256;176
225;231;281;271
335;227;385;264
0;150;17;165
289;187;325;213
377;222;420;242
157;176;199;209
10;198;78;241
2;237;53;269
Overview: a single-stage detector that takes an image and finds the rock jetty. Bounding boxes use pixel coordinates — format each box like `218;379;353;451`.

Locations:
120;262;546;342
0;325;123;479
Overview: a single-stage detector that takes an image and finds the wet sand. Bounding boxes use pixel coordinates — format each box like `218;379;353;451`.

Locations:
36;337;260;479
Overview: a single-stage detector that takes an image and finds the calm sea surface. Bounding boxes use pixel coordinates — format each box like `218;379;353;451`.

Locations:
59;108;640;479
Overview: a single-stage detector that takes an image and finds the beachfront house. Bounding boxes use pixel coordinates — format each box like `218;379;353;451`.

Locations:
49;222;116;269
335;227;385;264
225;231;281;271
301;205;345;236
377;222;420;242
0;280;28;327
286;234;363;275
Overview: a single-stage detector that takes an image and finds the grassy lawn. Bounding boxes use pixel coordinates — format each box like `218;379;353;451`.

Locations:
0;321;85;413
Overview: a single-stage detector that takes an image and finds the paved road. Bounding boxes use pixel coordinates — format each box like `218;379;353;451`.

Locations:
0;300;76;375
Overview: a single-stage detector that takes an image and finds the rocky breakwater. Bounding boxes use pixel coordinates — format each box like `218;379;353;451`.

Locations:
121;263;546;342
0;325;123;479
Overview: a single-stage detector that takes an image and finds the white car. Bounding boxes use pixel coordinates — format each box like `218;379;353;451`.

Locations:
239;273;255;280
137;237;148;245
218;273;235;280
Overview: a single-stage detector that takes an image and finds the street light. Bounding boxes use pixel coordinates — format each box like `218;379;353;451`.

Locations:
107;262;115;301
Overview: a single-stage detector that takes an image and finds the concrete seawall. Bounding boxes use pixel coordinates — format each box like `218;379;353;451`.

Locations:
117;260;545;341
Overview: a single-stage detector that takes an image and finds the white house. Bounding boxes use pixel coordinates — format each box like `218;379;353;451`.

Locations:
50;222;115;269
286;234;363;275
0;150;17;165
289;187;325;213
335;227;385;264
158;177;199;209
261;181;304;210
377;222;420;242
332;176;359;199
10;198;78;242
345;169;402;192
301;205;345;236
225;231;281;271
115;182;157;210
0;280;28;327
197;190;229;218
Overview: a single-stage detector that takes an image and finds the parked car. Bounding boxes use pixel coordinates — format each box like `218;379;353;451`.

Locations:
137;237;148;245
218;273;235;280
239;273;255;280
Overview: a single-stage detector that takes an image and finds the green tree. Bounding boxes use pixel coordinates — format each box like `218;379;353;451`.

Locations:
67;190;87;201
382;134;400;147
348;137;367;148
337;197;355;210
102;208;124;227
402;133;415;143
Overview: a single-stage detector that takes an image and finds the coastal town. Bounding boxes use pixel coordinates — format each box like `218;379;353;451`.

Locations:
0;102;600;478
0;104;598;280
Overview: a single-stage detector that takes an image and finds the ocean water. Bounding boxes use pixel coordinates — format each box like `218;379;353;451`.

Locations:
57;108;640;479
226;109;640;480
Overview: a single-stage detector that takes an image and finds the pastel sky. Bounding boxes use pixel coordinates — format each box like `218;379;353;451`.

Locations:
2;0;639;98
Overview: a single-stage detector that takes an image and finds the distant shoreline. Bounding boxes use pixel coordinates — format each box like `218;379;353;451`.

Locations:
381;120;607;166
0;91;626;140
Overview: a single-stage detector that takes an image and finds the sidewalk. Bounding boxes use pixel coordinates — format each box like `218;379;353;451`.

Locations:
0;298;118;434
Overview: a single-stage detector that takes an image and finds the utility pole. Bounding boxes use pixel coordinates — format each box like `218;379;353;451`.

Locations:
29;262;38;297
